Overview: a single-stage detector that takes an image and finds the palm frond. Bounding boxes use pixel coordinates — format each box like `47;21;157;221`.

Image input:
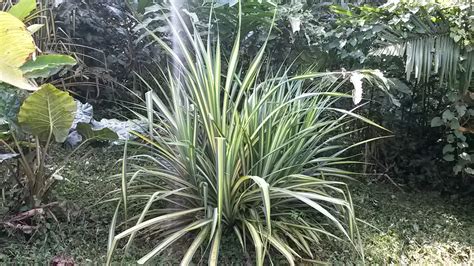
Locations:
369;9;473;89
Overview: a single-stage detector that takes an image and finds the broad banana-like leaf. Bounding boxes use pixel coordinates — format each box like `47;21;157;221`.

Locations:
76;122;119;141
21;54;77;78
18;84;76;143
8;0;36;21
0;11;37;91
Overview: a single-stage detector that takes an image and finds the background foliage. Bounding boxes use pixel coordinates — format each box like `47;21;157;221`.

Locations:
1;0;473;264
256;0;474;191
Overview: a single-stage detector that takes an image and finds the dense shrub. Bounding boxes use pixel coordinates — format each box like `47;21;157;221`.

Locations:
252;0;474;190
332;0;473;188
53;0;159;100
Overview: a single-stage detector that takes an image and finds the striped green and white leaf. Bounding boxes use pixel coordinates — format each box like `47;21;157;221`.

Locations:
106;2;387;265
20;54;77;79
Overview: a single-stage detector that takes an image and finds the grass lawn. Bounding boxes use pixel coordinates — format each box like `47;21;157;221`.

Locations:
1;145;472;264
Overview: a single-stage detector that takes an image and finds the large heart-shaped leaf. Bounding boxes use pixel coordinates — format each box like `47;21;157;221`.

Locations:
0;11;34;68
18;84;76;142
0;11;37;90
21;54;77;78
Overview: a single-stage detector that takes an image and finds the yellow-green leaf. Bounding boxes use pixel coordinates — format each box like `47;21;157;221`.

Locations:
0;11;37;90
76;123;118;141
0;64;37;91
8;0;36;21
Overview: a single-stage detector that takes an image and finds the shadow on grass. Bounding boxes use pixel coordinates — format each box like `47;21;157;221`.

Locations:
350;183;473;264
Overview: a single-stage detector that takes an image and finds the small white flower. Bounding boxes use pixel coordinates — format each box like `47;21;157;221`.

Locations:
289;17;301;33
53;174;64;181
350;72;364;105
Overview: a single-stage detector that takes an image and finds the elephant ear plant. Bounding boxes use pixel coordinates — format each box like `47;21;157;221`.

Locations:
1;84;76;208
106;3;389;265
0;1;98;232
0;0;77;210
0;83;118;218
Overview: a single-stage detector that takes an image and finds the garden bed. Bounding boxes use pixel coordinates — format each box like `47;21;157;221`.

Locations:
1;146;472;264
